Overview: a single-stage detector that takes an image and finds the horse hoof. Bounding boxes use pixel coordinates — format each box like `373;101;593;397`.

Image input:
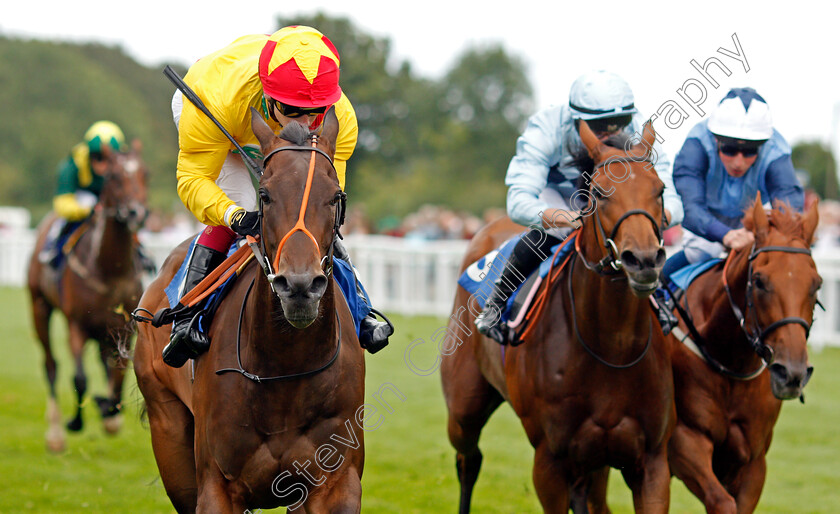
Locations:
66;418;83;432
103;414;123;435
45;434;66;453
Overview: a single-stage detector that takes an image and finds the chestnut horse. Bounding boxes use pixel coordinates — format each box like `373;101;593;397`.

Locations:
27;142;149;452
667;198;821;513
441;121;675;513
133;108;365;513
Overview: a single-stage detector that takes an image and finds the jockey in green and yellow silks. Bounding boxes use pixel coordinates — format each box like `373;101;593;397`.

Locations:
54;121;126;221
40;121;136;267
163;25;392;369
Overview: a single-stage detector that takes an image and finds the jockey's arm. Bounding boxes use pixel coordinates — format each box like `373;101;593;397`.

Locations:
175;99;240;228
765;153;805;211
505;110;561;228
673;138;732;243
53;158;91;221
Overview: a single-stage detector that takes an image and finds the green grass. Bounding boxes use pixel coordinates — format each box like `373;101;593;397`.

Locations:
2;286;839;512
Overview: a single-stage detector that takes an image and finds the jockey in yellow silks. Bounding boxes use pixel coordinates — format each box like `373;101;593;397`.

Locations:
164;25;393;368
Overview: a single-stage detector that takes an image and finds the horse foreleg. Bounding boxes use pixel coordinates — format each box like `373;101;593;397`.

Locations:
624;449;670;514
730;456;767;514
66;322;88;432
441;347;503;513
669;424;736;514
301;465;362;514
586;467;613;514
532;443;570;513
31;294;64;452
96;341;126;434
146;397;198;513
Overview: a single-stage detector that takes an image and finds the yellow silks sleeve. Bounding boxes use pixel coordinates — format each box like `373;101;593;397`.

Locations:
54;193;91;221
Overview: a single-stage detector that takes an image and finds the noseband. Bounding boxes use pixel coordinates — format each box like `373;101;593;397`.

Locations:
723;243;814;364
248;135;347;294
580;157;665;273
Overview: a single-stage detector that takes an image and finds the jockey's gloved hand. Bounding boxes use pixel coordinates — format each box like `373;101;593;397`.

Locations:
229;209;261;238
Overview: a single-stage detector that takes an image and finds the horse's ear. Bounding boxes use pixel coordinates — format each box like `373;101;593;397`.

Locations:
751;192;770;241
641;121;656;158
131;138;143;154
317;106;339;157
802;197;820;245
578;119;602;162
250;107;276;154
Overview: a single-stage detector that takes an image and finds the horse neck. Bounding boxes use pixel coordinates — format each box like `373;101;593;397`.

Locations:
82;212;135;277
244;272;339;372
569;223;652;355
692;247;759;365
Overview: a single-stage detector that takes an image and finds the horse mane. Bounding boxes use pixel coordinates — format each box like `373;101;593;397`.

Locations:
278;122;313;146
743;200;808;243
571;132;633;189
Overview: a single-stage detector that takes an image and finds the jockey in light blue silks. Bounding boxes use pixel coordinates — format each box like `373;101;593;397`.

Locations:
656;87;805;332
474;70;685;344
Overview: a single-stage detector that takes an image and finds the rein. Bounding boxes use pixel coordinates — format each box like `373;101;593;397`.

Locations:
567;254;653;368
215;277;342;382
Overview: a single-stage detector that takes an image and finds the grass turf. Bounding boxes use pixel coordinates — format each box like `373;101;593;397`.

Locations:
1;286;838;512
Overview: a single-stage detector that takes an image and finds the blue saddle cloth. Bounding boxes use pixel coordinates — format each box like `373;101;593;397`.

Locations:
669;258;723;292
457;233;576;322
164;237;370;336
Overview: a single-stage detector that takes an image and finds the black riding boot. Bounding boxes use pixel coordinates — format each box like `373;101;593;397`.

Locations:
333;239;394;353
651;287;679;336
475;229;562;345
474;252;534;345
161;244;227;368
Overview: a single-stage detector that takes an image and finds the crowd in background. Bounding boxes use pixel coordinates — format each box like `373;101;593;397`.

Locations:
94;195;840;249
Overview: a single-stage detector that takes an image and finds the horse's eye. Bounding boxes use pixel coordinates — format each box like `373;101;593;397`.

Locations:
258;188;271;204
753;274;769;292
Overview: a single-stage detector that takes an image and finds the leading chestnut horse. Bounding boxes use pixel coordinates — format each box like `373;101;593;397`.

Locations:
133;108;365;513
667;197;821;513
27;142;149;452
441;121;675;513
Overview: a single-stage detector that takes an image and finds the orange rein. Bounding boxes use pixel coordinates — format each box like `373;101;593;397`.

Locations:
517;229;580;343
272;139;321;272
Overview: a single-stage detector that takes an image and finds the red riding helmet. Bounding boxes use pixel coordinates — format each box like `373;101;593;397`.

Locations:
259;26;342;108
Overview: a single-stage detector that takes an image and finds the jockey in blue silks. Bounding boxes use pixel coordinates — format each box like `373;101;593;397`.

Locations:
656;87;805;332
474;70;685;344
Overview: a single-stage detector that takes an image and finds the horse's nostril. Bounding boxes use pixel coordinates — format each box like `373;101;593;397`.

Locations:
310;275;328;296
769;363;789;382
655;248;666;267
621;251;640;270
274;275;291;294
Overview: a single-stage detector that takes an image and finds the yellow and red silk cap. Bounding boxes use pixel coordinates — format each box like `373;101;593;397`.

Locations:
259;26;342;108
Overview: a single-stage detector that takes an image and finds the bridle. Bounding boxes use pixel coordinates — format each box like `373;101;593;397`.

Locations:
246;134;347;295
578;156;665;274
216;134;347;383
568;156;665;368
723;242;814;365
98;152;149;228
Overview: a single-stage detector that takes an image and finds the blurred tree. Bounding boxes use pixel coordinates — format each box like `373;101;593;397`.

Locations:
792;141;838;200
274;14;534;221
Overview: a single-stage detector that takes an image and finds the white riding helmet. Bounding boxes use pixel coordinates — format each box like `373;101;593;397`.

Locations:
568;70;637;121
707;88;773;142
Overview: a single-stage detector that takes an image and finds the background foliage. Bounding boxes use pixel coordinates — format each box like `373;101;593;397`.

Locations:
0;13;532;228
0;13;834;230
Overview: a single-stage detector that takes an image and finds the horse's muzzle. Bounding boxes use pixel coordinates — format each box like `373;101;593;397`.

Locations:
769;361;814;400
272;272;328;328
621;247;665;297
